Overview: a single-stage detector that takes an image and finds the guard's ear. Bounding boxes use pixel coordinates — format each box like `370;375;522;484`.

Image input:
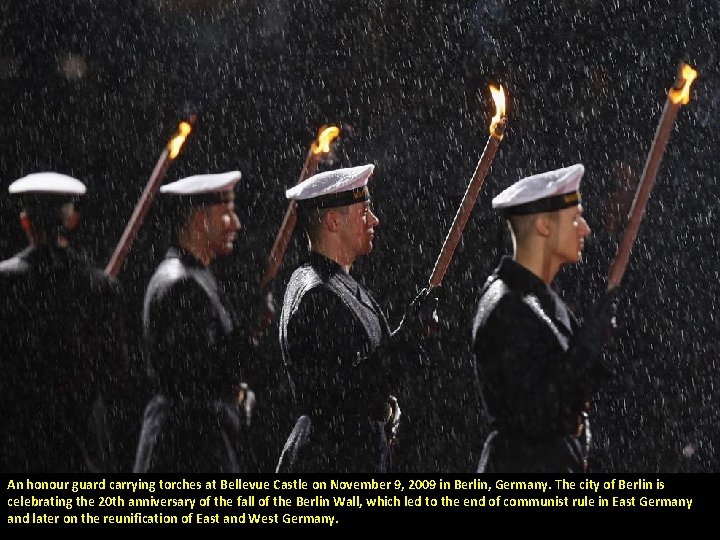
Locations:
190;207;209;232
324;208;344;233
19;211;38;246
60;203;80;232
19;211;32;233
534;212;553;238
65;210;80;231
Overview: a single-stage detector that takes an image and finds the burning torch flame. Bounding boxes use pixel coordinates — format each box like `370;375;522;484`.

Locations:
489;84;506;138
167;121;193;159
668;63;698;105
311;125;341;155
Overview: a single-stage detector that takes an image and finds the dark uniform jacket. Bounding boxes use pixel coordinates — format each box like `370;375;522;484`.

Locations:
277;252;396;473
0;244;125;472
133;247;249;473
472;256;609;473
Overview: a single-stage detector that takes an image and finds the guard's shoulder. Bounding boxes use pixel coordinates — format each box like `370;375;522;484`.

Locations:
145;257;198;301
154;257;191;284
0;254;30;275
473;276;535;338
284;263;326;303
56;249;123;299
81;263;123;295
474;278;504;334
475;275;524;317
290;263;325;288
283;265;347;320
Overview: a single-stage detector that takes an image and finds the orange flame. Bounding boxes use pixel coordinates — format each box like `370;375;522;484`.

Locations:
311;125;341;155
668;63;698;105
168;121;193;159
489;84;506;137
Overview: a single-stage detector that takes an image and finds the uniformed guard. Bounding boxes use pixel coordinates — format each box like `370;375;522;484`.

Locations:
133;171;255;473
276;164;429;473
472;164;619;473
0;172;128;472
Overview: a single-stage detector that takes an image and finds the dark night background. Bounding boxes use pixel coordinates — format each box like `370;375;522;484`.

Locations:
1;0;718;473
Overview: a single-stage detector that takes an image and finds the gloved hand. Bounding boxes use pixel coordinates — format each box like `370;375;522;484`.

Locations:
576;286;621;359
234;382;256;427
393;286;440;342
384;395;402;446
249;290;278;346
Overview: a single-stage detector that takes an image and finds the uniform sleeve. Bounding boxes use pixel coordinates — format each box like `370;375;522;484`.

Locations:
285;287;391;418
473;294;610;437
91;276;132;391
145;278;241;396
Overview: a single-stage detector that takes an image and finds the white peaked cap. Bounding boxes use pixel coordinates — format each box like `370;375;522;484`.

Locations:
492;164;585;215
160;171;242;195
286;164;374;201
9;172;87;195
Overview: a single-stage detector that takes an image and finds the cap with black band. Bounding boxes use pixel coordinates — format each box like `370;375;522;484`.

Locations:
492;164;585;216
286;164;374;211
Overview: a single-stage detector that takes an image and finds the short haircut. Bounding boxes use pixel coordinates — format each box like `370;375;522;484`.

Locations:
163;192;235;241
506;211;558;246
298;204;348;244
157;198;203;243
506;213;535;246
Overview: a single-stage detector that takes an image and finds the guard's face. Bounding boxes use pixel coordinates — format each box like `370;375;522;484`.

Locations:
551;203;591;265
339;200;379;258
203;198;242;257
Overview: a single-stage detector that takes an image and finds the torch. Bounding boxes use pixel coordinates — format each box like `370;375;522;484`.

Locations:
259;125;341;290
105;115;196;277
428;85;507;288
606;62;697;289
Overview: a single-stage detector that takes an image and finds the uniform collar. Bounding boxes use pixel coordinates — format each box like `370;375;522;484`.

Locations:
166;245;206;269
495;255;574;334
23;243;81;267
306;251;346;279
495;255;553;297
